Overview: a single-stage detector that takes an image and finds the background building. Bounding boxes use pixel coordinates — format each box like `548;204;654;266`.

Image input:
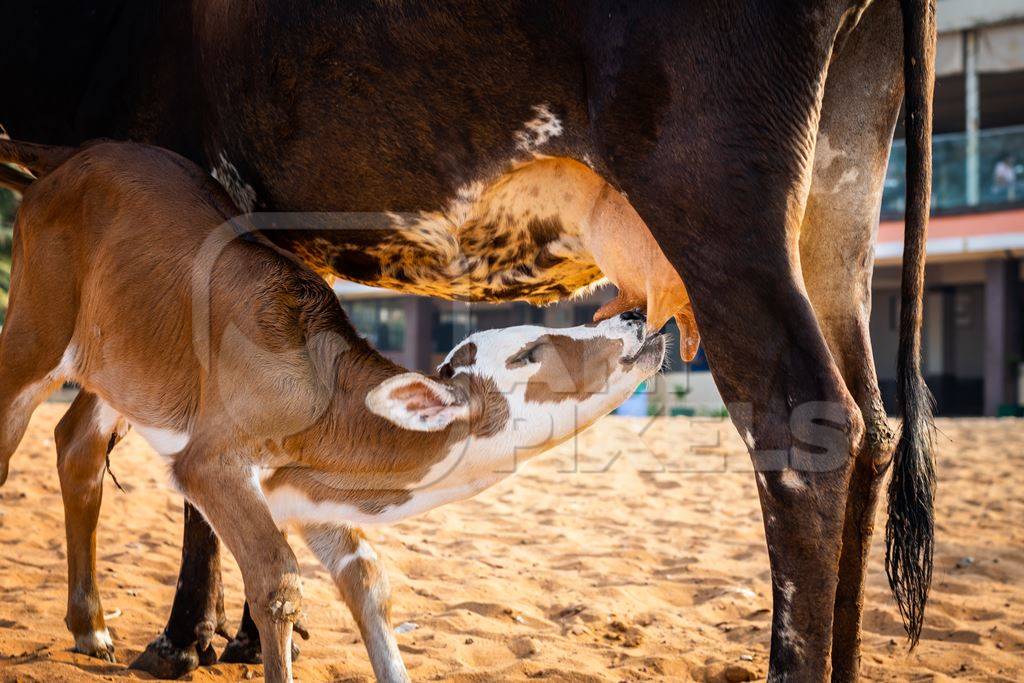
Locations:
1;0;1022;416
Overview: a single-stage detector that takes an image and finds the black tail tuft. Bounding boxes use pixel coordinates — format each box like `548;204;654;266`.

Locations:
885;374;935;648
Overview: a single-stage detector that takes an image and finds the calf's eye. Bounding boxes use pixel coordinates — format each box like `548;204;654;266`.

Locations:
507;343;541;368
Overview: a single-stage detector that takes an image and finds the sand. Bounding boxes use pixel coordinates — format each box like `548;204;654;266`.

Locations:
0;403;1021;681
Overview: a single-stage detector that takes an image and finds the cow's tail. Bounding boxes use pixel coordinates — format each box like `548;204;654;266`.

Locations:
886;0;937;649
0;139;76;192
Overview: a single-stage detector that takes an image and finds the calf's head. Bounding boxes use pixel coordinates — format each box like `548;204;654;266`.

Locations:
365;312;665;458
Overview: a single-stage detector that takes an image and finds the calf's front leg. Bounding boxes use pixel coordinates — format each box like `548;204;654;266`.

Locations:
302;523;409;683
171;447;301;683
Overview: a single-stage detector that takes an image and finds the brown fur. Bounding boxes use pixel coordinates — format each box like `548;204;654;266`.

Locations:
0;141;517;680
0;138;649;682
510;334;624;404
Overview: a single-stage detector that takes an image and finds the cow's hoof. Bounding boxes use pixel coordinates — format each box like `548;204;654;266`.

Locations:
73;628;116;662
129;633;200;679
219;633;301;664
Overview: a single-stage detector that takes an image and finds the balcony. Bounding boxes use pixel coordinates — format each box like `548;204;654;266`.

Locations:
882;124;1024;216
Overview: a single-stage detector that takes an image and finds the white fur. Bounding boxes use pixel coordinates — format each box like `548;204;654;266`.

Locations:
365;373;470;432
779;468;807;492
744;430;756;450
264;315;660;527
130;423;190;458
265;480;488;527
94;399;129;441
326;539;379;575
73;627;113;655
776;579;805;654
6;345;77;434
514;103;564;152
210;152;257;213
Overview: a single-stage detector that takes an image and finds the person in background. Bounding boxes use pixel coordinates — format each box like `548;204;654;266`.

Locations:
992;154;1018;202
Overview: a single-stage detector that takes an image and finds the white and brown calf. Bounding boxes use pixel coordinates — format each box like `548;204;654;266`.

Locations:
0;140;666;682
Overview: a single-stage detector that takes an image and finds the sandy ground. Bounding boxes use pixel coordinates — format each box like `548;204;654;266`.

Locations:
0;403;1021;682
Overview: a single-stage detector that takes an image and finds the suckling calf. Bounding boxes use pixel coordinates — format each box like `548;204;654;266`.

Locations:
0;139;666;682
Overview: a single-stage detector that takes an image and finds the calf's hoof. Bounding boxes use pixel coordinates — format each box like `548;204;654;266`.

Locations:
219;631;301;664
129;633;207;679
73;628;116;662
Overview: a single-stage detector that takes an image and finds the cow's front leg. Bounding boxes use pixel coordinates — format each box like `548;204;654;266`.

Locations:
693;274;862;678
130;502;229;678
693;276;862;679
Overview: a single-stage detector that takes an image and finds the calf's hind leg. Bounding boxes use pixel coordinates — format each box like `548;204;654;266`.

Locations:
55;391;127;661
0;210;77;484
302;524;409;683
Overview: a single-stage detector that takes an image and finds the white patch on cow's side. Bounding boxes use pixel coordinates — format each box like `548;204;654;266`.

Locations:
130;423;190;458
834;167;860;191
776;579;805;655
756;472;767;489
814;134;846;172
744;430;756;450
514;104;563;152
210;152;257;212
779;468;807;492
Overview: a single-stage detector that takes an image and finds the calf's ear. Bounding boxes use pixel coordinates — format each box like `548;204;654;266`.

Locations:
366;373;469;431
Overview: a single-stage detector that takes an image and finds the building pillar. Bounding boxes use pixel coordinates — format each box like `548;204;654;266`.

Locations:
984;259;1021;415
964;30;980;207
404;297;436;372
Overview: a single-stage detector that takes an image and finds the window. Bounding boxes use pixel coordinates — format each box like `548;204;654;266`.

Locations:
432;304;475;354
342;299;406;352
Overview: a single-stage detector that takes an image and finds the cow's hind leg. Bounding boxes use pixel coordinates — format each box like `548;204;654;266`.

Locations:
55;391;126;661
302;523;409;683
800;2;905;679
130;502;229;678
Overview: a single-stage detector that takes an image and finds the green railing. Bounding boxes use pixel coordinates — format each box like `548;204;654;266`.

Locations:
883;125;1024;215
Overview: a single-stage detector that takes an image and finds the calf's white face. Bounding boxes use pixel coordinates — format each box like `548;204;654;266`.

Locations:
366;312;665;462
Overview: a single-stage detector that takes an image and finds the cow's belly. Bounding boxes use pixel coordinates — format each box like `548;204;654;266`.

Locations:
285;157;609;304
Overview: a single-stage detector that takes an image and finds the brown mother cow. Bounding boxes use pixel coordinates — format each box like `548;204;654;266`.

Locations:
0;1;935;680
